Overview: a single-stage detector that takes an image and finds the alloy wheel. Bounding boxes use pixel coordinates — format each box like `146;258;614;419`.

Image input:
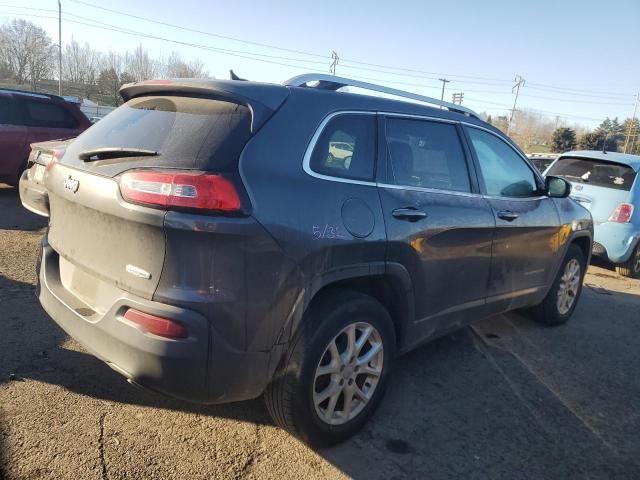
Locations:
557;258;581;315
313;322;384;426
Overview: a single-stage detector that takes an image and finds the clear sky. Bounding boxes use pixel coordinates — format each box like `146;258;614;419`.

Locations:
1;0;639;128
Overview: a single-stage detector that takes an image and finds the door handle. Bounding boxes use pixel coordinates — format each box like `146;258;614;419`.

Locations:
392;207;428;221
497;210;519;221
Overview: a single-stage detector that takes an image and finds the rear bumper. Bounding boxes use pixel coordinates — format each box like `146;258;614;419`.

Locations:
38;238;270;404
19;169;49;217
593;222;640;263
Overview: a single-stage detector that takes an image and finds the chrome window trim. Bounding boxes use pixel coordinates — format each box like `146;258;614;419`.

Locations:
378;182;482;199
380;112;459;124
302;111;551;203
302;110;378;187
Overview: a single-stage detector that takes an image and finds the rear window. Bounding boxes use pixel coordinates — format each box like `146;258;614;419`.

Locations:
63;95;252;171
547;157;637;191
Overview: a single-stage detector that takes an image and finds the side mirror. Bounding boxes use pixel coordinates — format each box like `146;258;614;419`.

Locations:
546;176;571;198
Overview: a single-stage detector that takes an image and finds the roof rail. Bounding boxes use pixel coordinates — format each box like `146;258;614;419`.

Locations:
0;87;65;102
284;73;479;118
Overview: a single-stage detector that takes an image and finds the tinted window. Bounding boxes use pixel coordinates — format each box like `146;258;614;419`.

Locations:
0;96;12;124
21;99;78;128
310;114;376;181
386;118;471;192
467;127;537;197
547;157;636;191
63;96;252;171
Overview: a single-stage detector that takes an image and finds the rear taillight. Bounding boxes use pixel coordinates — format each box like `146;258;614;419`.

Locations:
608;203;634;223
123;308;187;339
119;170;241;212
46;149;64;171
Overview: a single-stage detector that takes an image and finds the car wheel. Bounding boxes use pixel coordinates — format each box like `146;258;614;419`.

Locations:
265;290;395;447
531;244;586;326
615;244;640;278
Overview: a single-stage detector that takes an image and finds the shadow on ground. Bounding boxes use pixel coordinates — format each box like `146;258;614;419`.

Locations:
2;265;639;478
0;186;47;232
0;273;270;427
2;184;640;478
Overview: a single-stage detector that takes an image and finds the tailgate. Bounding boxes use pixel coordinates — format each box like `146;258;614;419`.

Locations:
47;164;166;300
569;183;631;223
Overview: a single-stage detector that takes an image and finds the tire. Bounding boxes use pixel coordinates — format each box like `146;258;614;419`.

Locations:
615;243;640;278
265;289;396;447
530;244;586;326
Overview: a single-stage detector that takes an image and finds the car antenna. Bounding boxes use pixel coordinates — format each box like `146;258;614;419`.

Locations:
230;70;247;81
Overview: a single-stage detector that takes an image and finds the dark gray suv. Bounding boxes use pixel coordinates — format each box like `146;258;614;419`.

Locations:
22;74;593;446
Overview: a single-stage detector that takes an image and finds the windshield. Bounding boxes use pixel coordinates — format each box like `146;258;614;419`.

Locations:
63;95;252;171
547;157;637;191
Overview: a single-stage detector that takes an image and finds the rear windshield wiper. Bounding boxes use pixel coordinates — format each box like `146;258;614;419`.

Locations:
78;147;159;161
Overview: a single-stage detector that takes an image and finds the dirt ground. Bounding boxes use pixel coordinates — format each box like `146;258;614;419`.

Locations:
1;185;639;479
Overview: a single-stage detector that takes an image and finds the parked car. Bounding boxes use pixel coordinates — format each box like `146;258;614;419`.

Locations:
19;138;73;217
528;153;559;173
328;141;354;168
544;150;639;277
22;74;592;446
0;88;90;186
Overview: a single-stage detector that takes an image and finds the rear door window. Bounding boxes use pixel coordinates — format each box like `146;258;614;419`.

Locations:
385;118;471;192
63;95;252;171
310;114;376;181
547;157;637;191
20;99;78;129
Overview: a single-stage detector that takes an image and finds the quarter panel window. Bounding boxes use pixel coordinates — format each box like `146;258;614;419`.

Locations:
385;118;471;193
467;127;537;198
310;114;376;181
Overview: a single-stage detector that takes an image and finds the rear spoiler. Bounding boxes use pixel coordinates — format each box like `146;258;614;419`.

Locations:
119;79;289;133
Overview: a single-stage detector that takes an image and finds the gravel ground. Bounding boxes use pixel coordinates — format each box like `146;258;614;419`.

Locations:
1;185;639;479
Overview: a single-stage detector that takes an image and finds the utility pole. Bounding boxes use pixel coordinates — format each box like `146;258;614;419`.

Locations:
438;78;450;101
507;74;525;135
58;0;62;96
623;94;639;154
330;51;339;75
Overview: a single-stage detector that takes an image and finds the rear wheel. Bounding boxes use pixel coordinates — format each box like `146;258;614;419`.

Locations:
615;244;640;278
265;290;395;447
530;244;586;326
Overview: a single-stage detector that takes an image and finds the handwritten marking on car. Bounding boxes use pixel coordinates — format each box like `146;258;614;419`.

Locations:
312;224;347;240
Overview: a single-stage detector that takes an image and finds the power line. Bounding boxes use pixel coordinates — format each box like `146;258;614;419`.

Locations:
0;9;633;124
4;2;638;99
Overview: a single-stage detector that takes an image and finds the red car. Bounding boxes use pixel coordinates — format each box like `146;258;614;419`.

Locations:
0;88;90;186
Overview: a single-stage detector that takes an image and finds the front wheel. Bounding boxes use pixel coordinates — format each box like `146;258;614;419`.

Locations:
530;244;586;326
615;244;640;278
265;290;395;447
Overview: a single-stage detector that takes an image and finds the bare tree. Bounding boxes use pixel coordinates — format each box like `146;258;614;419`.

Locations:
98;51;125;105
125;45;157;81
163;51;207;78
63;39;101;98
0;19;53;85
